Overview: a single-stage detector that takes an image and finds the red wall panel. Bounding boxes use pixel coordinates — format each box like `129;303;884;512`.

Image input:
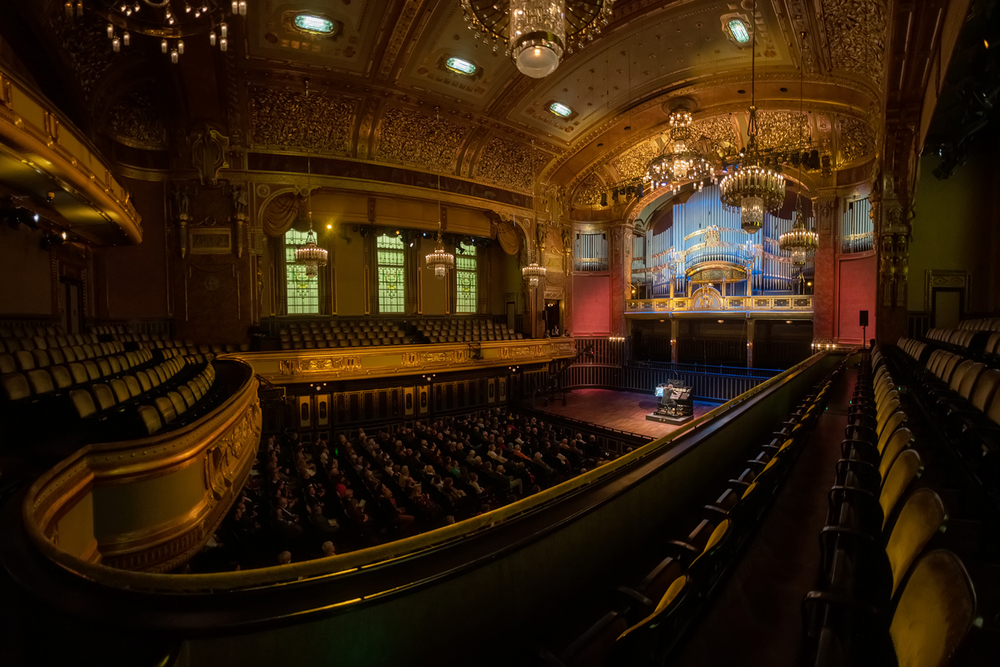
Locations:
837;255;877;344
573;274;611;336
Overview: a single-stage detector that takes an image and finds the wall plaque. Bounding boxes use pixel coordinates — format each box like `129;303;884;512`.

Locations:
189;228;232;255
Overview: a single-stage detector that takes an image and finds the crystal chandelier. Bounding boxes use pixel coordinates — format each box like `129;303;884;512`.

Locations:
778;198;819;266
646;109;713;187
295;157;328;279
426;125;455;280
81;1;245;62
718;0;785;233
777;54;818;267
522;258;547;288
460;0;614;78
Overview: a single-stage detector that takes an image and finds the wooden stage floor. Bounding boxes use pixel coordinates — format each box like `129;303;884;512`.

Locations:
526;389;717;439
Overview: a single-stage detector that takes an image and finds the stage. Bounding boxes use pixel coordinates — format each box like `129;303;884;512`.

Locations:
527;389;716;439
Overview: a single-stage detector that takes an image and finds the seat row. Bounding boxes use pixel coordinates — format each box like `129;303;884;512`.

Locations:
72;359;215;437
802;349;983;666
1;332;103;353
899;339;1000;427
540;364;842;667
1;348;156;402
0;340;132;373
957;317;1000;332
0;324;66;340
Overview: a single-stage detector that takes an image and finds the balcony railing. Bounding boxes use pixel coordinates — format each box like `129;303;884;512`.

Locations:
626;295;813;315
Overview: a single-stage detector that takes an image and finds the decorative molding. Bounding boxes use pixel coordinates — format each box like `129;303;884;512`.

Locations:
374;106;468;172
475;135;549;194
248;85;358;154
821;0;887;88
104;91;167;150
236;339;576;384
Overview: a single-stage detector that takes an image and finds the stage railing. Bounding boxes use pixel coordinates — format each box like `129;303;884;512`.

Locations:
563;364;771;402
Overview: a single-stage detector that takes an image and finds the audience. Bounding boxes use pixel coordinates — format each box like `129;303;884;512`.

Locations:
188;408;617;572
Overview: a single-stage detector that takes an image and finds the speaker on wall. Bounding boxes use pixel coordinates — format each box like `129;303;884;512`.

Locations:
859;310;869;327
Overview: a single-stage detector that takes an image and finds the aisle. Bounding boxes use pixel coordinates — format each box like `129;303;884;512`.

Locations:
672;365;855;667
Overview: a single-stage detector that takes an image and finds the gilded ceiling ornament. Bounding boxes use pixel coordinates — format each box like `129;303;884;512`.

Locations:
754;111;810;151
475;136;547;194
612;141;660;181
821;0;887;86
375;107;468;171
105;91;167;149
49;11;116;97
573;174;604;206
838;116;876;164
248;85;356;154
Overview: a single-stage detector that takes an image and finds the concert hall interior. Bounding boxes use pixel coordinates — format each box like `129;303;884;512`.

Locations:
2;1;1000;665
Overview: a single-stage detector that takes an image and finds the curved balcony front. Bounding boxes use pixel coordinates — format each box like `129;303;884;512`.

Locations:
22;359;259;572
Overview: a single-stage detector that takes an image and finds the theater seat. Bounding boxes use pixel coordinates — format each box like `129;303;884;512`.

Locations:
885;489;947;596
880;449;923;530
70;389;97;419
154;396;177;424
1;373;31;401
137;405;163;435
889;550;976;667
612;575;692;664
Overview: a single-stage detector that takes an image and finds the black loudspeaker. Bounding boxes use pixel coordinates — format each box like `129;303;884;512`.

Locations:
859;310;869;327
600;192;608;207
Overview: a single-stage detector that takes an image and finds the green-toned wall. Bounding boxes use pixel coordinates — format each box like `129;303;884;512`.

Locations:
910;153;1000;314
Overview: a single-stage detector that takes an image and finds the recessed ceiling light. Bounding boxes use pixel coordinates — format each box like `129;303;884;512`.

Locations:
293;13;336;35
549;102;573;117
727;18;751;45
446;57;477;75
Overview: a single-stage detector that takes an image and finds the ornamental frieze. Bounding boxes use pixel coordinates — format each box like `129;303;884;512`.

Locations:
475;136;549;194
374;107;468;171
838;116;876;164
248;86;357;154
822;0;887;87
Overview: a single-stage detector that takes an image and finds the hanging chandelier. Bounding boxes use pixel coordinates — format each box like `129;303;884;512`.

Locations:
777;46;818;267
460;0;614;78
778;205;819;266
294;157;328;279
522;260;547;288
718;0;785;233
295;231;327;279
426;117;455;280
80;1;245;62
645;108;714;189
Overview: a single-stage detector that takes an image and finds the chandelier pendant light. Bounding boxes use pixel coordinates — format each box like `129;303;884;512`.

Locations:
82;1;245;62
294;156;328;279
426;110;456;280
718;0;785;233
521;142;548;287
778;58;818;266
646;108;713;186
460;0;614;78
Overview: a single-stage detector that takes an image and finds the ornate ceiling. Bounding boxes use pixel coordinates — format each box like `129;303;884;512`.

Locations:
0;1;916;214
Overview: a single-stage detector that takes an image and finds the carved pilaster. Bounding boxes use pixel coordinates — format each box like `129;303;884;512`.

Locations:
811;195;838;342
609;220;633;338
873;120;917;344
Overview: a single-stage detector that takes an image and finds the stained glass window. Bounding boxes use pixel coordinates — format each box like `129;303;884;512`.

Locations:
455;242;477;313
377;234;406;313
285;229;320;314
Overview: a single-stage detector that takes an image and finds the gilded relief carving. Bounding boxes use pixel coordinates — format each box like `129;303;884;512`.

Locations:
476;136;548;194
838;116;876;164
49;12;115;97
375;107;467;171
573;174;604;206
611;141;660;181
755;111;810;151
822;0;887;86
249;86;356;154
105;91;167;149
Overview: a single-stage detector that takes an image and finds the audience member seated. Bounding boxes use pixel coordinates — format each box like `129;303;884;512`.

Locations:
187;408;620;572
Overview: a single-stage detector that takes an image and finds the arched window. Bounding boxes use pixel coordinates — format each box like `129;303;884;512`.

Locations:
455;242;477;313
377;234;406;313
284;229;320;314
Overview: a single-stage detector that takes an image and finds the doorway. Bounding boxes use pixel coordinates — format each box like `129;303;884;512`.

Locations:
61;279;83;334
544;299;561;335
